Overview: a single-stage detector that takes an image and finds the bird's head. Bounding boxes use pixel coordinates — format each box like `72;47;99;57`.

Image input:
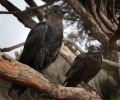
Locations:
86;51;102;59
44;5;71;20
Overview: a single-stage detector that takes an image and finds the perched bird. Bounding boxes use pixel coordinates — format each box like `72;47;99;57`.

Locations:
8;5;71;97
62;50;102;91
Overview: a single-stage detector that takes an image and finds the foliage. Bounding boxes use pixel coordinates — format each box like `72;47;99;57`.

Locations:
14;49;22;61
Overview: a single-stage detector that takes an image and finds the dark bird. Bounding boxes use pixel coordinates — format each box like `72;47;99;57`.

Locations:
62;50;102;91
8;5;71;97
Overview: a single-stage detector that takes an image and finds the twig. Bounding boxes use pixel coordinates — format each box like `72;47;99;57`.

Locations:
0;42;25;52
0;1;55;14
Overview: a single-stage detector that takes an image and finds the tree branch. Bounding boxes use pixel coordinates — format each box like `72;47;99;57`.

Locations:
0;52;101;100
60;45;76;65
63;37;84;53
0;0;36;28
89;0;113;35
109;23;120;43
64;0;120;51
96;0;117;32
102;59;120;68
24;0;56;21
0;42;25;52
25;0;44;21
111;0;119;25
0;6;44;14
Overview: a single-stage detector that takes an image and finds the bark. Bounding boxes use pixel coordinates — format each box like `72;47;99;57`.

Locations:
63;37;84;53
64;0;120;50
109;23;120;43
89;0;113;35
96;0;117;32
24;0;56;21
0;52;101;100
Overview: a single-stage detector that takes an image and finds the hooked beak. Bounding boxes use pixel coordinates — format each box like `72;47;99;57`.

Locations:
62;6;72;14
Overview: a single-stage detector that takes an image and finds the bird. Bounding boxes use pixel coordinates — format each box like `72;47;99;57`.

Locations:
62;49;102;91
8;5;71;97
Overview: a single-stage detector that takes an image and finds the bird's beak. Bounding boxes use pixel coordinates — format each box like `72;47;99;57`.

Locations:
62;6;72;14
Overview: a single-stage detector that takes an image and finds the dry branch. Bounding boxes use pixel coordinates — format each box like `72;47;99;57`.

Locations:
0;0;36;28
60;45;75;65
0;52;101;100
63;37;84;53
0;42;25;52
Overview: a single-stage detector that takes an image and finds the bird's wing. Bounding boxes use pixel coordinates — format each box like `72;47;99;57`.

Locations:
8;22;49;97
65;53;86;76
62;53;85;85
19;22;48;66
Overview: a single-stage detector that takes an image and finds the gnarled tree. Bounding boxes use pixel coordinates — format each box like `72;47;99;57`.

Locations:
0;0;120;100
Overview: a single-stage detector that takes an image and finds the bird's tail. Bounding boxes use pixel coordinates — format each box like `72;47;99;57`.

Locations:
8;83;15;96
63;81;77;87
62;80;66;86
8;83;27;97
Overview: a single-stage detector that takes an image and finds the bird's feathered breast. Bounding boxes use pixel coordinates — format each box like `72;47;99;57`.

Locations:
85;52;102;70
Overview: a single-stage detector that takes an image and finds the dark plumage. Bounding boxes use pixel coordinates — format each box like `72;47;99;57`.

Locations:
8;5;71;97
63;50;102;90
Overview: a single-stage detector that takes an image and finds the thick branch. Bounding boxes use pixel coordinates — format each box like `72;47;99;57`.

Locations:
60;45;75;65
25;0;56;21
102;59;120;68
64;0;120;51
0;52;101;100
109;23;120;43
111;0;119;25
89;0;113;35
96;0;117;32
25;0;44;21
